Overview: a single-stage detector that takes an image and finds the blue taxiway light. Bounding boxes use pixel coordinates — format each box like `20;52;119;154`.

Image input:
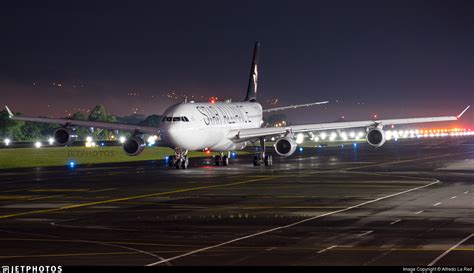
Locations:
68;161;76;168
299;147;304;152
353;143;357;148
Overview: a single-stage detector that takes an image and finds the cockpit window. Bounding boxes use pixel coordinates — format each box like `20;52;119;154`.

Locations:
163;116;190;122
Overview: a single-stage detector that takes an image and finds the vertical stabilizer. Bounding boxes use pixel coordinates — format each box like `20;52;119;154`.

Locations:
245;42;260;102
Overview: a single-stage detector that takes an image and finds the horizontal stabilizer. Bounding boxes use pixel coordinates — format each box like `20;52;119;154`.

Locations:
263;101;329;113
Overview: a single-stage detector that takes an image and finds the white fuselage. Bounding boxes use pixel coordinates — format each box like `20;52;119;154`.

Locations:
159;101;263;151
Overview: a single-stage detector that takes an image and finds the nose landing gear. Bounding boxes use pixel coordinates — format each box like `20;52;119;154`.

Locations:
167;148;189;169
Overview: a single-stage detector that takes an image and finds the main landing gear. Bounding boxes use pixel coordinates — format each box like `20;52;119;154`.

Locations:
167;148;189;169
253;137;273;166
213;151;230;166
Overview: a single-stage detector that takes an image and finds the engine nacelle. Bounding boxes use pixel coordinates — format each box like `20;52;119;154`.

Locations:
274;137;297;157
53;128;78;146
367;128;386;147
123;136;146;156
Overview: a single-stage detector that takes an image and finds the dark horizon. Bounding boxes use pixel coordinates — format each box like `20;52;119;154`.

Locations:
1;1;473;126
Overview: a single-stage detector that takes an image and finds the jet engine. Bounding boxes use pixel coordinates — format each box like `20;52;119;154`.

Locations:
53;128;78;146
366;127;386;147
274;137;297;157
123;136;146;156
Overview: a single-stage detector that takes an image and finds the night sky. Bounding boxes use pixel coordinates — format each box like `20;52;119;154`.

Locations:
1;1;473;126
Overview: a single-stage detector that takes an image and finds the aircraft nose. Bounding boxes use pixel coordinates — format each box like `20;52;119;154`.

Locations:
162;123;181;145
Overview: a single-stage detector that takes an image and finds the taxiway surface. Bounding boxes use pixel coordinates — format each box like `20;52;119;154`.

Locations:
0;138;473;266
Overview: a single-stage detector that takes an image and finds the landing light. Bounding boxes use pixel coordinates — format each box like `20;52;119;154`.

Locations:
4;138;10;146
119;136;126;144
48;137;54;145
147;136;156;145
295;133;304;144
86;136;93;143
35;141;42;148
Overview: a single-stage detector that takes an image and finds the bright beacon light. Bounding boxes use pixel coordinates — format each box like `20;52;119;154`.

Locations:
35;141;42;148
4;138;10;146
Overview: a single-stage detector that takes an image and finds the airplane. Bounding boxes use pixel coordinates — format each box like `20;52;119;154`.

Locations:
5;42;470;169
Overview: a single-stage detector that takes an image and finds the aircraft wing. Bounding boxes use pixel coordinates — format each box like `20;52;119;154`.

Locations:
5;106;159;134
262;101;329;113
230;105;470;141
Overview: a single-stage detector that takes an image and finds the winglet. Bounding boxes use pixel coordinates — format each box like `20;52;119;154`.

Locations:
457;105;470;119
5;106;14;118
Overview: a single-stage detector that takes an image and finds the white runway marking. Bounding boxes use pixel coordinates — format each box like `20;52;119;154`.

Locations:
428;233;474;266
464;191;469;194
317;245;337;254
390;219;401;225
91;240;172;266
415;210;424;215
433;202;442;207
450;196;457;199
358;231;373;237
146;180;440;266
